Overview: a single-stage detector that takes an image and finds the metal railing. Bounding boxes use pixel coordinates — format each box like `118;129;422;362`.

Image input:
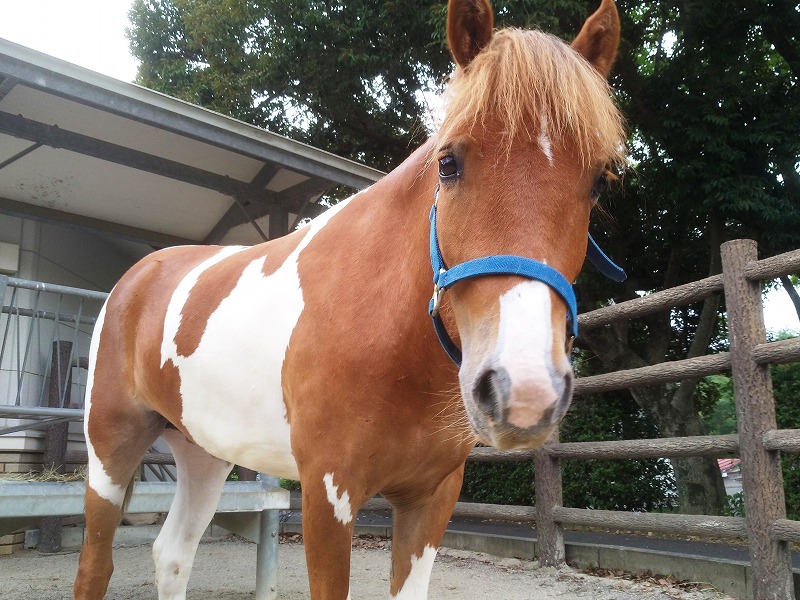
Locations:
0;275;106;432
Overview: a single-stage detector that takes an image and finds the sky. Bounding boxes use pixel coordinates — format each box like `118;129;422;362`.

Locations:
0;1;797;334
0;0;138;82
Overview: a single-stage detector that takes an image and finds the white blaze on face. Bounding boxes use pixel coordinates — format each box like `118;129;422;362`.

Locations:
84;300;127;506
391;545;438;599
494;280;562;428
322;472;353;525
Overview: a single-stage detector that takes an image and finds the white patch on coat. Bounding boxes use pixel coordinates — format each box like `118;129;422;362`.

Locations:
84;300;126;506
323;472;353;525
160;196;357;480
495;281;561;427
391;545;438;599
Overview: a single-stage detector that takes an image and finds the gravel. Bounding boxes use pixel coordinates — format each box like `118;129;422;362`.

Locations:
0;535;737;599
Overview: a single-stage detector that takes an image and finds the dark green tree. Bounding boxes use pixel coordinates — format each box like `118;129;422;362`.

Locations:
572;0;799;514
128;0;456;171
773;359;800;521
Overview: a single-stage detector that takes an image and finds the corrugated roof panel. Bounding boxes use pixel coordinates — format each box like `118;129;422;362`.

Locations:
0;84;264;183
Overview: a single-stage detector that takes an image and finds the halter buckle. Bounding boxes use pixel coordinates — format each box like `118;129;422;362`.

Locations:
430;269;447;317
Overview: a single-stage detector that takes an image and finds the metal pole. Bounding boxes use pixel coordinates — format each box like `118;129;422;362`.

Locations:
255;475;280;600
720;239;794;599
253;205;288;598
38;340;73;553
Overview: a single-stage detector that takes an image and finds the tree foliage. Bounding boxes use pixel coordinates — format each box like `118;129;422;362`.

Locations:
772;357;800;521
128;0;454;170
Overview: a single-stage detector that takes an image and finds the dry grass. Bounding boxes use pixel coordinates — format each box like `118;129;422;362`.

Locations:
0;465;87;483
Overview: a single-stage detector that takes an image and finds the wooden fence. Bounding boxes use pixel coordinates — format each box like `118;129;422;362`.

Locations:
462;239;799;600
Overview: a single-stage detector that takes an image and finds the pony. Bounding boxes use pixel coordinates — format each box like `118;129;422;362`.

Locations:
74;0;625;598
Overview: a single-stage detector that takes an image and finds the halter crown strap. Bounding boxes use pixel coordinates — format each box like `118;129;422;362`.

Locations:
428;189;626;366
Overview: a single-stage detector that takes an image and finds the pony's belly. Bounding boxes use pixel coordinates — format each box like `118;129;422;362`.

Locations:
178;388;300;480
167;254;302;479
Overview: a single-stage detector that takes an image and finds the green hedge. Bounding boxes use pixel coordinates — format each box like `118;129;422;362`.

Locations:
462;392;676;510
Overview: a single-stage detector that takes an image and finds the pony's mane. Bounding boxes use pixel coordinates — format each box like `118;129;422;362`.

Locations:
435;28;626;167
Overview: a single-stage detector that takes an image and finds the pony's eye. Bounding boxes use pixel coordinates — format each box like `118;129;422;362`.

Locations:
438;155;459;180
591;172;608;203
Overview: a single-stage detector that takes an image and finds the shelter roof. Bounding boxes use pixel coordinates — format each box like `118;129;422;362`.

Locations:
0;38;384;252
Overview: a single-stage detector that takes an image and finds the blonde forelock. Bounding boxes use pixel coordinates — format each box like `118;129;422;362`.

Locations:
434;29;626;167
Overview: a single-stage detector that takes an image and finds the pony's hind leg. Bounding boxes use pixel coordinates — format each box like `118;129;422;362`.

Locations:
74;406;165;600
384;466;465;599
152;428;232;600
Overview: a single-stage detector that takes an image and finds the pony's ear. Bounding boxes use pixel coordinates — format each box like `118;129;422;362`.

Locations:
447;0;494;69
571;0;620;78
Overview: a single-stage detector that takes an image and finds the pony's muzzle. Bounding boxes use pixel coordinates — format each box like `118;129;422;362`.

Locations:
471;365;574;448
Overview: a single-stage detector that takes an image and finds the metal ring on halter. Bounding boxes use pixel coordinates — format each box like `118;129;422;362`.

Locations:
430;270;447;317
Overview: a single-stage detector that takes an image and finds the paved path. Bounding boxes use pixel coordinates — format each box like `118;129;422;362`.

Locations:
282;496;800;570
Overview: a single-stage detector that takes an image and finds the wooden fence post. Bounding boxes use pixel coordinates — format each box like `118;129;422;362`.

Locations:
38;340;73;553
720;239;794;599
534;432;564;566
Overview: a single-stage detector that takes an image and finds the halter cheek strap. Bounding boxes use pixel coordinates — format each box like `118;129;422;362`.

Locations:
428;187;625;366
587;233;626;283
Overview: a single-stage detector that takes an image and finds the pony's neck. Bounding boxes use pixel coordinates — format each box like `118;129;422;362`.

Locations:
354;137;440;323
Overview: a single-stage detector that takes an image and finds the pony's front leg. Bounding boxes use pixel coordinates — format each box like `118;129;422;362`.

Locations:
301;469;364;600
385;466;465;599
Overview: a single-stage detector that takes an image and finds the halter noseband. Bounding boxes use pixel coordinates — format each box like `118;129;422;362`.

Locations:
428;185;626;366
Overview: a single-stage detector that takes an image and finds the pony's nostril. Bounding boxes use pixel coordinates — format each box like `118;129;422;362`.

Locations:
555;370;575;421
473;369;497;418
473;367;510;421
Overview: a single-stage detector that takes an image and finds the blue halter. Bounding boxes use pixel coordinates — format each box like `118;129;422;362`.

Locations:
428;186;626;365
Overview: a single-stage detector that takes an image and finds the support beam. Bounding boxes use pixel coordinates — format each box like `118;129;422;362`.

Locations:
0;195;196;247
0;74;17;100
0;111;266;204
203;178;329;244
268;205;288;240
249;163;281;190
0;142;40;171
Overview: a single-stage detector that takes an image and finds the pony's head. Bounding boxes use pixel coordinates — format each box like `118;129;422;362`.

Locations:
434;0;625;449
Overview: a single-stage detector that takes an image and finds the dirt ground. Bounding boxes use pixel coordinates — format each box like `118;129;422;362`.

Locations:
0;535;737;599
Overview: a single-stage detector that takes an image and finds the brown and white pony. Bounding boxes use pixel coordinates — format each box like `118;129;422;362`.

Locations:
74;0;625;598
